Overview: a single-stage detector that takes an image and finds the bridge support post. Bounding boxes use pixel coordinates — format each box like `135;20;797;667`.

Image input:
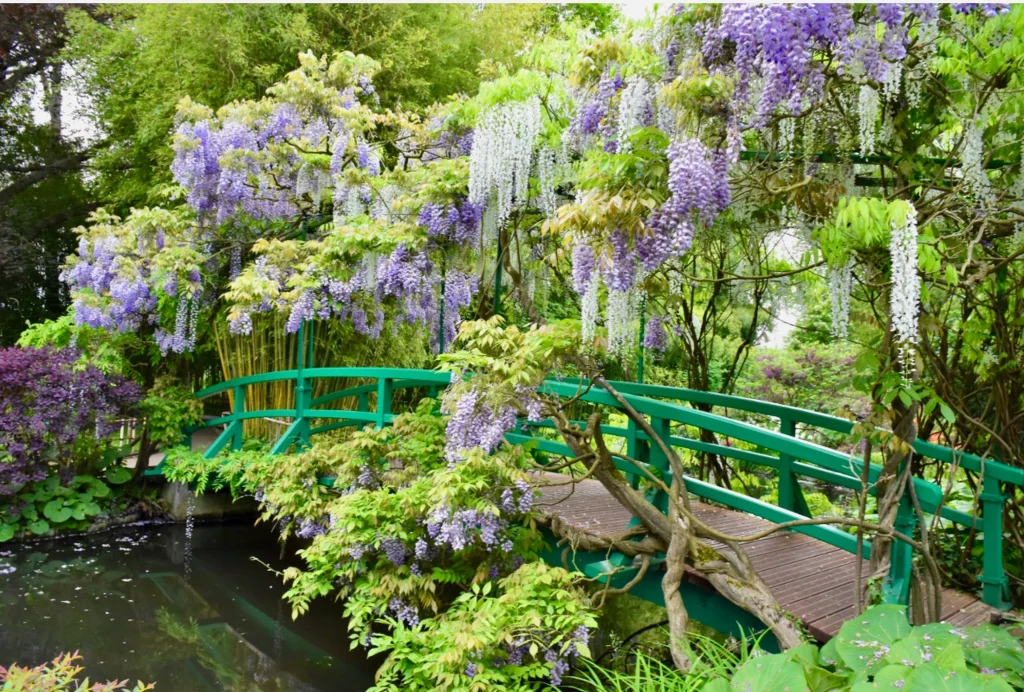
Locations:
777;417;811;517
231;384;245;451
883;491;916;606
375;377;393;429
980;472;1011;609
292;320;312;451
647;417;672;514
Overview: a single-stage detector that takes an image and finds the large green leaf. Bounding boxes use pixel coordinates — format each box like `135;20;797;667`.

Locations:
730;654;809;692
82;501;102;517
105;467;132;485
27;519;50;535
885;623;966;671
959;624;1024;687
803;666;847;692
0;523;15;542
43;500;74;524
701;679;730;692
849;664;912;691
835;605;913;673
904;663;1015;692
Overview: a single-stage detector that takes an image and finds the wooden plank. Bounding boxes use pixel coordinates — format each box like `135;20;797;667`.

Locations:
536;473;1009;642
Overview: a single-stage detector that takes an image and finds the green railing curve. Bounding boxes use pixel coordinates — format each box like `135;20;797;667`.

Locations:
148;366;1024;615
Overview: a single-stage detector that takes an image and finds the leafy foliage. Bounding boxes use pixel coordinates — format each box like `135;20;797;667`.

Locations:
135;377;203;450
0;651;153;691
0;346;140;497
698;605;1024;692
0;473;133;543
165;401;597;690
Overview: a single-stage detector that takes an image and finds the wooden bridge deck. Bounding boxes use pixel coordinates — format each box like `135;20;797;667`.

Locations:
537;475;1002;642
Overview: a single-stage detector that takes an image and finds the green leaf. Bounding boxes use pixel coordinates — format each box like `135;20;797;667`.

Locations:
903;663;1015;691
959;624;1024;687
43;500;74;524
105;467;132;485
819;637;841;668
835;605;912;673
701;679;730;692
0;524;14;542
850;664;912;691
804;666;847;692
71;505;87;521
730;653;809;692
945;264;958;286
28;519;50;535
82;501;102;517
885;623;966;671
786;643;820;671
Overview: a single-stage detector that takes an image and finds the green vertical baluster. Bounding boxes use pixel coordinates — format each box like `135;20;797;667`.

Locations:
980;470;1011;609
294;320;311;450
493;235;503;317
231;384;245;451
636;296;646;385
777;417;810;516
647;416;672;514
883;469;916;605
358;391;369;413
375;377;393;429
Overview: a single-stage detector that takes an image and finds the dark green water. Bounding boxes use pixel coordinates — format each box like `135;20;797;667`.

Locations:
0;522;379;691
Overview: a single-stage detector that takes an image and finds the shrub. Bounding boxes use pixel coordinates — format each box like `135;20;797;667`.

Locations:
0;652;153;691
165;399;598;690
0;347;141;497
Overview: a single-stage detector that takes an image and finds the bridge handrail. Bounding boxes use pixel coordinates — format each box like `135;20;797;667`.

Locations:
603;379;1024;486
192;367;450;400
175;366;1017;610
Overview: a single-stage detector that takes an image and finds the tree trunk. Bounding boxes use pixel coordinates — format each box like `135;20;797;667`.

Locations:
662;487;693;671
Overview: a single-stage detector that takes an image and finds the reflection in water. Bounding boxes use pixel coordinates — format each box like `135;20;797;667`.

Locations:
0;522;378;691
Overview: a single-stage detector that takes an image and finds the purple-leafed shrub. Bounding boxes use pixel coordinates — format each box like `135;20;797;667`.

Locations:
0;347;141;496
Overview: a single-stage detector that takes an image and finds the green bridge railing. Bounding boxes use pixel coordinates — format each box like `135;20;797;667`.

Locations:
148;366;1024;615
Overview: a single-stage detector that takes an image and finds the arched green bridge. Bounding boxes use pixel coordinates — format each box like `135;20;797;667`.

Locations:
146;366;1024;647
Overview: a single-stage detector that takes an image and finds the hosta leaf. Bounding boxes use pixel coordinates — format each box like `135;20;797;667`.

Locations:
43;500;74;524
730;653;809;692
904;663;1014;692
105;467;132;485
835;605;912;672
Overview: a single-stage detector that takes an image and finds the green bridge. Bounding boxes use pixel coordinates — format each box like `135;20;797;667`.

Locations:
147;364;1024;648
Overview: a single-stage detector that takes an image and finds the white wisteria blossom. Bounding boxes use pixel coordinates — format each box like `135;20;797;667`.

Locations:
962;117;994;208
607;286;644;361
827;258;853;340
581;276;600;348
858;85;879;157
889;201;920;370
616;76;655;154
536;146;558;216
468;96;542;226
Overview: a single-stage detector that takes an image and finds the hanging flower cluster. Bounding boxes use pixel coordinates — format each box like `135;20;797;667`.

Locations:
60;208;205;352
709;5;937;127
171;52;380;227
468;96;543;226
858;85;880;157
889;201;920;364
827;259;854;340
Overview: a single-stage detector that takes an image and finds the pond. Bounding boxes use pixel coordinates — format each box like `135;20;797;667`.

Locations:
0;521;379;691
